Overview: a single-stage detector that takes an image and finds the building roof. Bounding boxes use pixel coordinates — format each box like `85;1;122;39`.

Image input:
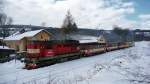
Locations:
70;34;98;43
0;37;3;40
4;29;44;41
102;32;122;43
0;46;12;50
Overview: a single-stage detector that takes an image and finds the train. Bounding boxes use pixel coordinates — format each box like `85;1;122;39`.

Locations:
25;40;134;69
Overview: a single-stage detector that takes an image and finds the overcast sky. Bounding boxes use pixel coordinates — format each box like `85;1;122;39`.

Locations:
4;0;150;29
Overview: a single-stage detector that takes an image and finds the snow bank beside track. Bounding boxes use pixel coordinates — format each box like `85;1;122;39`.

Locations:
0;41;150;84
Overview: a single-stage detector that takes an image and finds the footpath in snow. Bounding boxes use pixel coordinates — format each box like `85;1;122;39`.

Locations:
0;41;150;84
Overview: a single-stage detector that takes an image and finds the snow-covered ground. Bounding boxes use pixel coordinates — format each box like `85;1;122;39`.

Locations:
0;41;150;84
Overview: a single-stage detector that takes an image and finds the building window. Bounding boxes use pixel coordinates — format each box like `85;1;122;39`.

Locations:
41;35;43;39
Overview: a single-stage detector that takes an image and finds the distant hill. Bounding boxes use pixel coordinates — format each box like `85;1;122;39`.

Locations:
0;24;136;42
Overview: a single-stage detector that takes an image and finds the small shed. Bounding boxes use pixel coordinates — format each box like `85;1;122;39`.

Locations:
4;29;51;52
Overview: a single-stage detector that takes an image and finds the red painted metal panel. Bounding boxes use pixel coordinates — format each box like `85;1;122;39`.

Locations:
43;49;55;57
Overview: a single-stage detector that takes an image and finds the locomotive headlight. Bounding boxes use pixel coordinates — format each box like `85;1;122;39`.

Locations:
27;49;40;53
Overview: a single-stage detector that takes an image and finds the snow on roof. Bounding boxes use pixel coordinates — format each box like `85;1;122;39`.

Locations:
12;31;21;36
70;34;98;43
79;39;97;43
0;46;12;49
4;29;44;41
0;37;3;40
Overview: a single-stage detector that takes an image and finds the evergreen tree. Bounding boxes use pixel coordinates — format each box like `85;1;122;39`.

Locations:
113;26;129;42
61;11;78;39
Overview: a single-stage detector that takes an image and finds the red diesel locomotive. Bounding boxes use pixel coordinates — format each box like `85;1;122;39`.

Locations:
25;40;133;69
25;40;80;69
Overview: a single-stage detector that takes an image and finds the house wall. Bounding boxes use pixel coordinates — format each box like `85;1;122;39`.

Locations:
20;31;50;52
5;41;19;51
19;38;27;52
97;36;106;43
5;39;27;52
33;31;50;41
5;30;51;53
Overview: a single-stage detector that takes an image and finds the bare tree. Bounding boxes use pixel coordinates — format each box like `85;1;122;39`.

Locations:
0;13;13;38
0;0;13;37
0;13;13;25
0;0;13;47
